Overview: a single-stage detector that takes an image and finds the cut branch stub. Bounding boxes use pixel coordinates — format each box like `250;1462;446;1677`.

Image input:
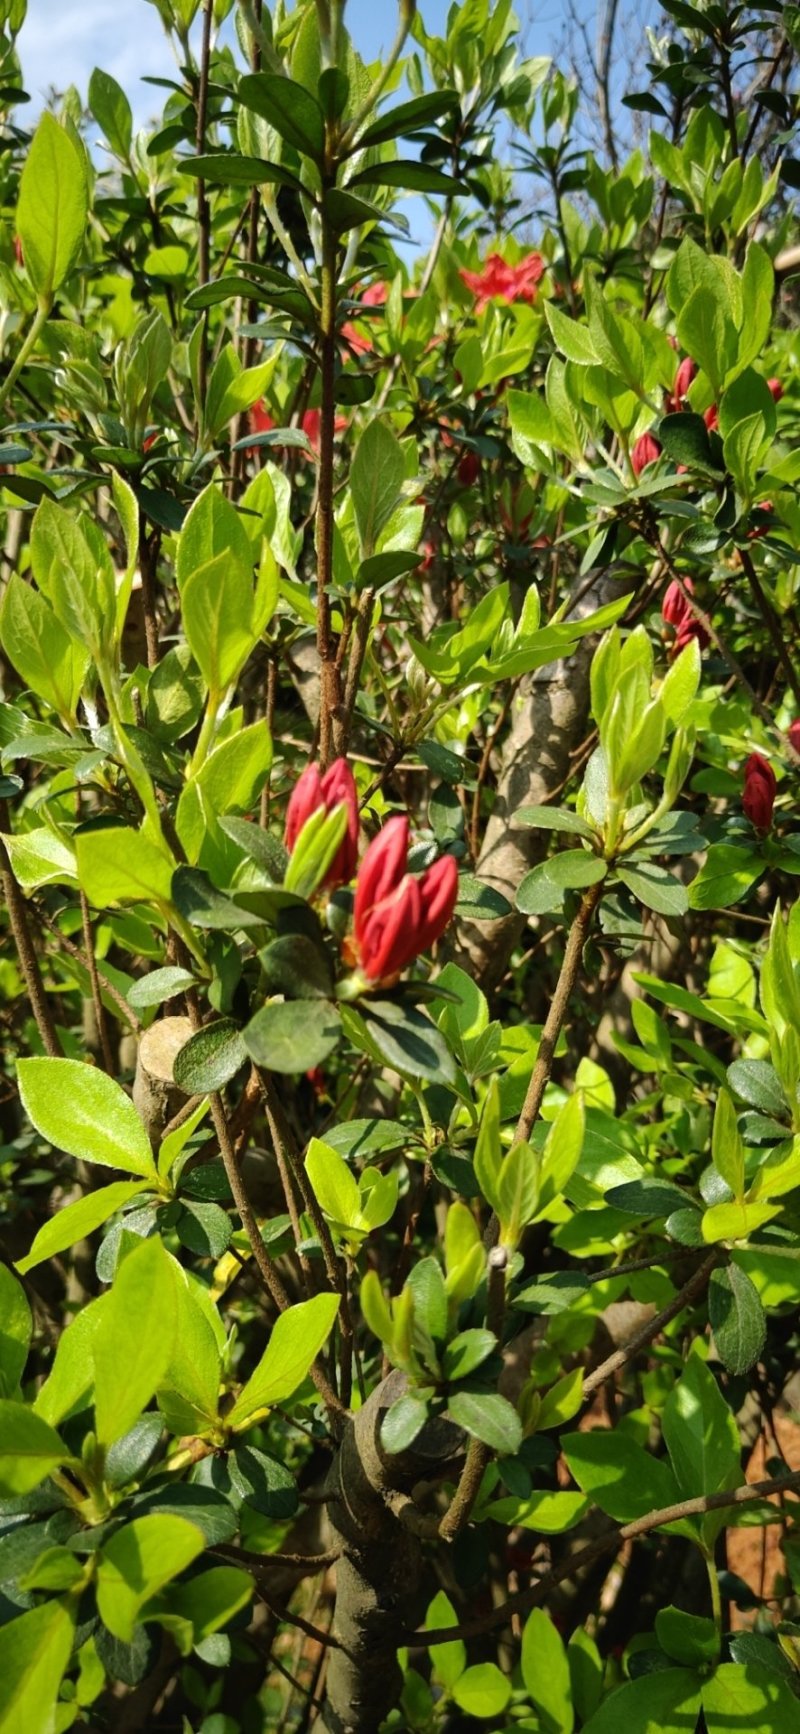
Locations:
132;1015;194;1146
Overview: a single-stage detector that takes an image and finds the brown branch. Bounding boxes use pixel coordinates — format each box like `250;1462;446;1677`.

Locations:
738;544;800;714
79;891;115;1074
412;1470;800;1646
0;803;60;1056
194;0;213;406
515;879;604;1145
207;1089;345;1423
138;519;161;670
253;1584;346;1652
316;169;341;769
212;1542;340;1576
582;1250;719;1399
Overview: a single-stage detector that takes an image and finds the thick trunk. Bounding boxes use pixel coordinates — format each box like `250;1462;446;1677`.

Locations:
320;1372;461;1734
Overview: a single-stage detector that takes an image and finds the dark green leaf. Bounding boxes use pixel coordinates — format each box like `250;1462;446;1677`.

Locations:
455;875;512;920
181;154;303;191
243;999;342;1073
515;805;596;838
606;1178;690;1216
709;1265;767;1375
658;411;723;473
238;74;324;159
726;1061;788;1119
617;864;688;916
259;934;334;999
448;1390;523;1454
176;1200;232;1259
380;1395;429;1454
358;1000;456;1086
172;867;262;930
173;1020;247;1093
218;816;288;880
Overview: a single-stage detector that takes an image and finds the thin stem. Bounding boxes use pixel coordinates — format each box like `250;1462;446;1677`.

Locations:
138;518;160;670
339;0;415;151
316;186;341;769
0;804;61;1056
0;299;51;419
195;0;213;406
705;1546;723;1648
738;543;800;713
438;1249;507;1542
414;1469;800;1645
582;1251;719;1399
514;880;604;1145
80;892;115;1074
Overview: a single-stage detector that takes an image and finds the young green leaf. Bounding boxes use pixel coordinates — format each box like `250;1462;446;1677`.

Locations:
227;1294;339;1428
17;1058;157;1177
17;112;88;304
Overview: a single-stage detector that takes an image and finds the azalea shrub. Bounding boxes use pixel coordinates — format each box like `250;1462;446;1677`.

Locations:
2;0;800;1731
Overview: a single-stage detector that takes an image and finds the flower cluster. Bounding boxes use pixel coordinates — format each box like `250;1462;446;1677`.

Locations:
661;576;710;658
460;251;544;313
284;762;458;985
743;753;776;833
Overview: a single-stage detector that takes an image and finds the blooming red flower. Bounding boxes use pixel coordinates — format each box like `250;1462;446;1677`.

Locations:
353;815;458;983
285;757;359;889
671;356;698;411
742;753;776;833
767;377;783;403
460;252;544;313
631;433;661;478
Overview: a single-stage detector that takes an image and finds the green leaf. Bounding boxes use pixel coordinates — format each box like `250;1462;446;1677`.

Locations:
93;1236;178;1446
17;1057;156;1177
17;112;88;303
617;864;688;917
380;1394;429;1454
182;553;260;693
0;825;77;893
452;1663;512;1719
538;1367;584;1432
545;302;599;365
243;999;342;1074
581;1670;702;1733
0;1401;68;1494
349;1001;456;1087
708;1265;766;1375
563;1429;681;1522
568;1628;604;1726
426;1589;466;1690
447;1390;522;1454
442;1329;497;1382
515;805;596;838
173;1019;248;1094
96;1513;205;1642
657;412;721;473
76;825;174;908
688;845;764;911
546;851;607;890
0;1265;31;1397
128;967;196;1010
0;572;89;720
171;866;262;931
727;1060;787;1119
238;73;324;160
182;153;302;190
89;66;133;158
483;1490;589;1532
521;1608;574;1734
655;1606;719;1667
16;1178;150;1275
0;1599;76;1734
701;1663;799;1732
351;420;406;559
306;1137;360;1229
227;1293;339;1427
662;1354;741;1505
152;1564;253;1646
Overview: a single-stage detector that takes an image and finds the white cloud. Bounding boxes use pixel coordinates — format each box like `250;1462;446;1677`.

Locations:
18;0;181;124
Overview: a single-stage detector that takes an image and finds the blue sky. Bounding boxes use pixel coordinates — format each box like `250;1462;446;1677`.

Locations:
17;0;553;121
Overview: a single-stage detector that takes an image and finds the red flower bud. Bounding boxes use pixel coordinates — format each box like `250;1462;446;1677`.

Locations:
742;753;776;833
662;576;694;628
767;377;783;403
353;815;458;983
285;757;359;889
747;501;773;540
458;449;481;487
704;403;719;433
631;433;661;478
788;720;800;756
672;356;698;411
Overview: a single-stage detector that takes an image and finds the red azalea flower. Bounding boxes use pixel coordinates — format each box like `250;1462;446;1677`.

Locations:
704;403;719;433
460;251;544;313
301;408;348;452
353;815;458;983
742;753;776;833
285;757;360;889
662;576;709;656
458;450;481;487
631;432;661;478
788;720;800;756
767;377;783;403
